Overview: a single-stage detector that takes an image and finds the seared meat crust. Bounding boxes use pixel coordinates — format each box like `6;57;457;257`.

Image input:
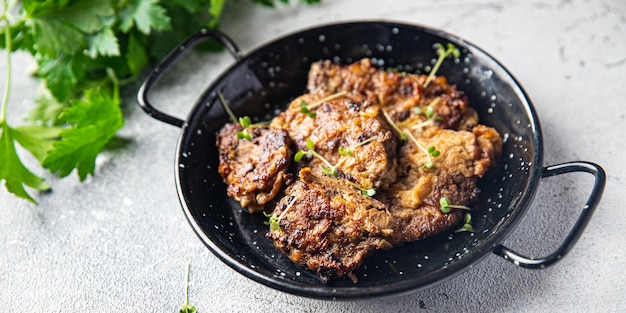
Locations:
266;168;394;282
384;124;502;243
216;124;292;212
307;59;478;130
271;92;397;190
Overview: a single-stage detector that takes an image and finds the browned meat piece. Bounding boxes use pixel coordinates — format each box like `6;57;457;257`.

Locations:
384;123;502;243
307;58;478;130
271;92;397;191
216;123;292;213
266;168;394;282
307;58;377;96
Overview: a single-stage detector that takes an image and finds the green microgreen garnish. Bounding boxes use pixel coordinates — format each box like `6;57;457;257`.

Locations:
424;43;461;88
338;146;353;157
424;42;461;88
455;213;475;233
403;128;440;169
412;98;445;130
299;100;317;118
299;91;348;118
425;105;435;119
382;109;407;141
179;263;196;313
347;181;376;197
217;91;268;141
338;137;376;158
294;138;339;177
427;146;441;157
439;197;472;214
264;195;299;231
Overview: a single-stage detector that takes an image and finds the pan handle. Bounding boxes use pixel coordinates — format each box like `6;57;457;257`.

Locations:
137;29;243;128
493;161;606;269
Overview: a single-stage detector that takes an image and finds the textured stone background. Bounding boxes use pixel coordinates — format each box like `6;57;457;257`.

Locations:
1;0;624;312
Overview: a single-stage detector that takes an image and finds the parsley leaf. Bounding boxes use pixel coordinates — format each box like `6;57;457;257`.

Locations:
119;0;172;35
11;125;61;161
86;27;120;58
42;88;123;180
37;53;79;102
209;0;226;29
0;124;51;203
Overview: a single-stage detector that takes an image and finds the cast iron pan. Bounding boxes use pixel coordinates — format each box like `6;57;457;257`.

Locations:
137;21;606;300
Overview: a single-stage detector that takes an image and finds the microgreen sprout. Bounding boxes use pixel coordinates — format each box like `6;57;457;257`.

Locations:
412;98;444;130
455;213;475;233
338;146;353;157
439;197;472;214
264;196;299;231
294;138;339;177
217;91;268;141
236;116;253;140
299;91;348;118
179;263;196;313
382;109;407;140
403;128;440;169
424;105;435;119
347;181;376;197
424;42;461;88
299;100;317;118
338;137;376;158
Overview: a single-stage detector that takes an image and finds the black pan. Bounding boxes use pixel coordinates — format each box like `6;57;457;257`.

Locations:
137;21;606;300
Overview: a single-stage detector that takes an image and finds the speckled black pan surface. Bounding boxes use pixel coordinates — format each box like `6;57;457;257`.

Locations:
162;22;546;299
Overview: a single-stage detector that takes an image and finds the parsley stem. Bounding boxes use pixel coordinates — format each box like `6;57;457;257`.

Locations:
0;0;12;124
106;68;120;102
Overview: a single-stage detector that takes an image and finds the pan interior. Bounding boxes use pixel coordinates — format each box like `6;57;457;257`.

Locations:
175;22;542;298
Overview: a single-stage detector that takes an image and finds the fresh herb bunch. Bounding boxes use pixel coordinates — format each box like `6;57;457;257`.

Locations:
0;0;318;203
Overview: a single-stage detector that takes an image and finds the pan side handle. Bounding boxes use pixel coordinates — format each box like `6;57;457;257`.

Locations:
493;161;606;269
137;29;243;128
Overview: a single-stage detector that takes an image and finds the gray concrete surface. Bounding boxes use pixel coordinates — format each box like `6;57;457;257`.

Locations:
1;0;624;311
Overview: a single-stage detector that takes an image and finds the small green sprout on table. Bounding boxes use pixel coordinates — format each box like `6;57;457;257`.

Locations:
179;263;196;313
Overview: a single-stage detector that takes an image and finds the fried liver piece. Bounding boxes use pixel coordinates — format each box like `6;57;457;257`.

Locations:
266;168;394;282
216;123;292;213
271;92;397;191
384;123;502;243
307;58;478;130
